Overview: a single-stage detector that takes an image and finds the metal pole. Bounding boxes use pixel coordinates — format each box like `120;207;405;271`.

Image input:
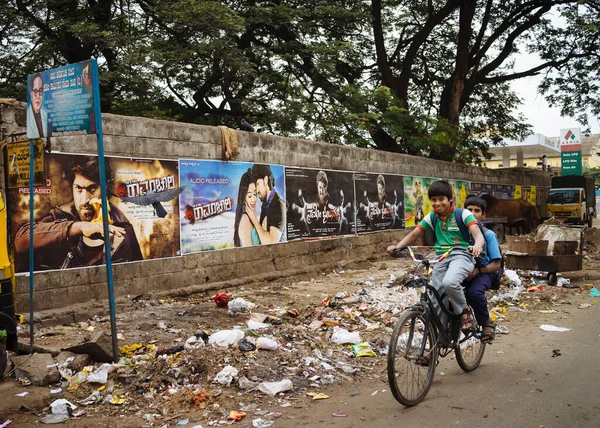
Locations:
28;138;34;353
91;59;119;362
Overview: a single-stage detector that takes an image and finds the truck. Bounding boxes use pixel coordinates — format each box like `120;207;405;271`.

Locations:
547;175;596;227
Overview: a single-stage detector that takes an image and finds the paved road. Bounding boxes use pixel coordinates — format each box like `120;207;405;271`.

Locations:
285;292;600;428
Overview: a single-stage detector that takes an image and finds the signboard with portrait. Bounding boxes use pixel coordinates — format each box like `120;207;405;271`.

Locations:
26;60;96;139
285;167;356;240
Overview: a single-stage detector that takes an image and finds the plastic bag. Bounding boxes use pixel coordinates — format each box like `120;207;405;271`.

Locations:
214;365;239;386
256;337;279;350
50;399;77;415
208;329;245;347
184;335;205;350
331;327;361;345
228;298;255;313
87;363;113;384
247;320;270;330
257;379;293;395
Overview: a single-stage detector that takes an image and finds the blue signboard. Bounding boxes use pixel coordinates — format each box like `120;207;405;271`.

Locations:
26;60;96;138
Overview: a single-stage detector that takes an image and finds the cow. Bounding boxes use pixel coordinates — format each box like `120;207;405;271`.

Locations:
480;194;540;234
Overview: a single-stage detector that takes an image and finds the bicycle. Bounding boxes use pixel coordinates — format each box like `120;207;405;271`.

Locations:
387;246;486;407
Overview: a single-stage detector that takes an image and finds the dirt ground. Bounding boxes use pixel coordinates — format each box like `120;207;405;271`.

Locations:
1;226;600;427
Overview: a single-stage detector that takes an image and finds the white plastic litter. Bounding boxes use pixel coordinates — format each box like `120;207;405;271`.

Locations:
208;329;244;347
257;379;293;395
366;286;419;312
184;335;205;350
540;324;571;332
331;326;361;344
252;418;274;428
256;337;279;350
214;365;238;386
556;277;570;287
50;399;77;415
86;363;113;384
490;283;524;303
247;320;270;330
504;269;522;287
227;298;255;313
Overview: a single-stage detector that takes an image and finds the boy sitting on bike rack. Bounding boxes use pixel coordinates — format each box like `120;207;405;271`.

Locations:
387;180;484;333
463;196;501;343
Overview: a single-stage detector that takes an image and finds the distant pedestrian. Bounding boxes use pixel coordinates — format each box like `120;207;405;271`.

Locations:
540;155;547;172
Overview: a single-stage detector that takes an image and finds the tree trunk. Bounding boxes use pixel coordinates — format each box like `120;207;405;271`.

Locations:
435;0;477;161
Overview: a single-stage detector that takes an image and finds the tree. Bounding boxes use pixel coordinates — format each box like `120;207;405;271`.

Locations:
371;0;600;161
2;1;599;164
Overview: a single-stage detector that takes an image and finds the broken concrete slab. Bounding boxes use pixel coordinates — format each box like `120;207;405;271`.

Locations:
55;351;92;372
63;331;116;363
11;353;60;386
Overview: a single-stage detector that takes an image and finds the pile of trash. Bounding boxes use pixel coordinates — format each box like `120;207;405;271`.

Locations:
9;271;424;426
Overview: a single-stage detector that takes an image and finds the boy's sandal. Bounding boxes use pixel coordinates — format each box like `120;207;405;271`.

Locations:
460;309;475;334
482;322;496;343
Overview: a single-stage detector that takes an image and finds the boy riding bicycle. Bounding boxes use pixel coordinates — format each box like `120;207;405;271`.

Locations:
463;196;501;342
387;180;484;333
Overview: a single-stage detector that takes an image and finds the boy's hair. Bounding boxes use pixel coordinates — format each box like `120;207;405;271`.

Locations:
377;174;385;187
427;180;453;200
464;196;487;213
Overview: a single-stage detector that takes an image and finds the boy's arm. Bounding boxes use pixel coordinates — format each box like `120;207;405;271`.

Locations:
467;223;485;257
386;227;424;254
480;230;501;273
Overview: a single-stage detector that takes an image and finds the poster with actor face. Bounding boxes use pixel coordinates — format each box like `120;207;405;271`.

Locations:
404;177;471;227
285;167;356;240
404;176;434;227
8;153;181;273
179;160;286;254
354;173;405;232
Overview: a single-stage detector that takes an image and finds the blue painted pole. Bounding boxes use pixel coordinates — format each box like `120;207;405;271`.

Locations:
91;59;119;362
28;138;35;353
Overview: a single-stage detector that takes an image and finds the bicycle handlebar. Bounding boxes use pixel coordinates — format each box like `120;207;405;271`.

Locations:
391;246;470;264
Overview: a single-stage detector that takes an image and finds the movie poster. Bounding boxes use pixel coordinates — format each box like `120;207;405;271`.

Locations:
7;153;181;273
470;182;515;199
404;177;471;227
179;160;286;254
354;173;405;232
285;167;356;240
404;176;434;227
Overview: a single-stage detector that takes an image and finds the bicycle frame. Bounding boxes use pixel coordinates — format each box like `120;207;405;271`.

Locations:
400;246;475;353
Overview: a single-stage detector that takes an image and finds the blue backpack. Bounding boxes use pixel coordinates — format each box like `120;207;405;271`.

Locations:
430;208;487;265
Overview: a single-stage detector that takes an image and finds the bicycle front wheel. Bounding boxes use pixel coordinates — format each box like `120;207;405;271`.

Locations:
455;332;486;372
387;310;438;407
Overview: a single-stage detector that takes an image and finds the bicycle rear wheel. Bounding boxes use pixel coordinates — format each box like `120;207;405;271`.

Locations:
387;310;438;406
455;331;486;372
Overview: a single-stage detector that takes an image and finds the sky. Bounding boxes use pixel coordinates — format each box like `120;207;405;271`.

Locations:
511;74;600;139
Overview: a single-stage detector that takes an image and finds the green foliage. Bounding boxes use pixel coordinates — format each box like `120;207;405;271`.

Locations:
1;1;597;165
583;167;600;188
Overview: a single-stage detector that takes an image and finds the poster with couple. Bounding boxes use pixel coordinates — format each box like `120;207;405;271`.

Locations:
7;152;181;273
178;160;286;254
285;167;356;240
354;172;405;232
404;177;471;227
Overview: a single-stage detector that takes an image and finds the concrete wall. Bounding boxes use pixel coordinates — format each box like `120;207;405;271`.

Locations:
0;100;550;314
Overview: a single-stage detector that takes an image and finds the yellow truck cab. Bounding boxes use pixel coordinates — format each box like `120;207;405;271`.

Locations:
547;176;596;227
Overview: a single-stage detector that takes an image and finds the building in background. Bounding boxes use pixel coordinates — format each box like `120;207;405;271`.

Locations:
485;133;600;173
